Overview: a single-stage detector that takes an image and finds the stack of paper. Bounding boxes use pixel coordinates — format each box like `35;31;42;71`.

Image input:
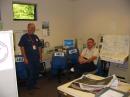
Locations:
69;75;119;93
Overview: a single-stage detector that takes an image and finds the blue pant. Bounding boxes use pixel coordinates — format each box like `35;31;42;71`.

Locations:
25;59;40;89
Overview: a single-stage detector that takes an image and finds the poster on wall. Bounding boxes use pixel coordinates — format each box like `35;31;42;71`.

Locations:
0;31;14;71
42;21;49;36
0;30;18;97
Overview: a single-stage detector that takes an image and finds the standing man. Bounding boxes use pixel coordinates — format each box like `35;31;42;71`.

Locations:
77;38;99;75
18;23;43;90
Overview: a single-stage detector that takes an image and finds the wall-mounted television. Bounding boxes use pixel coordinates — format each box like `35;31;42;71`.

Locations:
12;2;37;21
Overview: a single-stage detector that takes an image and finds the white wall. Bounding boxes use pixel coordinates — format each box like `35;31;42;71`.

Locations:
0;0;130;53
41;0;75;46
73;0;129;48
0;0;74;54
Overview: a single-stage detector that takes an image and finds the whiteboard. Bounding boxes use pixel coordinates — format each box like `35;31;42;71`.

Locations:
0;31;18;97
100;35;129;64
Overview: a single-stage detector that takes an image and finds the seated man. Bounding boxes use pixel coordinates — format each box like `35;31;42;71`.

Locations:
76;38;99;75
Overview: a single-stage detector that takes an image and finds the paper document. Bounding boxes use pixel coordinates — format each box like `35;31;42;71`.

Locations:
100;89;124;97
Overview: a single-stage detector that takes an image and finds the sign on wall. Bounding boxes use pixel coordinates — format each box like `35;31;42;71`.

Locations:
0;31;14;71
0;30;18;97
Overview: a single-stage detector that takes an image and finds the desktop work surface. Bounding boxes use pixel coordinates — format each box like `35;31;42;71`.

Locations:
57;74;130;97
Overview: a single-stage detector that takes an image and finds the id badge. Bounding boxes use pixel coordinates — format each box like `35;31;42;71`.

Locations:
32;45;36;50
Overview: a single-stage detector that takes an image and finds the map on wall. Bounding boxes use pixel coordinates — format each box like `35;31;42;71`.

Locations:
100;35;129;64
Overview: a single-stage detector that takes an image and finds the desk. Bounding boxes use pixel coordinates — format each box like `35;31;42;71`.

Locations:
57;74;130;97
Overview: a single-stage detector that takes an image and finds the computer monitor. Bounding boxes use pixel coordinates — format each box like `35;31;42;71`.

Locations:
64;39;74;48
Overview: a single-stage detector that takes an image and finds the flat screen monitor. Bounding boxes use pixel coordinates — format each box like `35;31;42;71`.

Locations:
64;39;74;48
13;2;37;21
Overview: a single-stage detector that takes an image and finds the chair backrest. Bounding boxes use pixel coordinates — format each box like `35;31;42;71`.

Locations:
15;55;27;80
67;47;79;65
51;51;67;69
15;55;24;62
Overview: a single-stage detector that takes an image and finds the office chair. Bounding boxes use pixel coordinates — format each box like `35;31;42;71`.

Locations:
51;51;68;82
15;55;27;80
66;47;79;73
15;55;28;87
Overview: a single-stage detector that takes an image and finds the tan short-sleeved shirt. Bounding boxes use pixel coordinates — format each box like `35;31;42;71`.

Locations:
81;47;99;64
